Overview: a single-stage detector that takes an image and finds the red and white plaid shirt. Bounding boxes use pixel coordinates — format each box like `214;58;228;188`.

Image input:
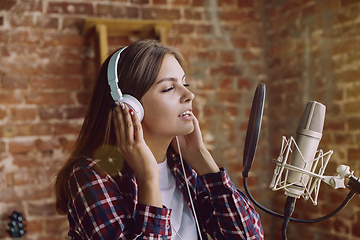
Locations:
67;146;264;239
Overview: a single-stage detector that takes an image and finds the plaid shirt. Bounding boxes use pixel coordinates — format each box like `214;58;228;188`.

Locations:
67;147;264;239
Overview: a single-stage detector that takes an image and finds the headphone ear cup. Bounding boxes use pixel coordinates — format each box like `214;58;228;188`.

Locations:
119;94;144;122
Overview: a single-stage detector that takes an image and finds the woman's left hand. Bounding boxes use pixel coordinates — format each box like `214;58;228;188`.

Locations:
171;115;220;175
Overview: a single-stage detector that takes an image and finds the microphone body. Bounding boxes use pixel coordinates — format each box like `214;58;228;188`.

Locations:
285;101;326;199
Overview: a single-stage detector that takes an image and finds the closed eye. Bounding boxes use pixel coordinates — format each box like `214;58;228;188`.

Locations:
161;84;190;93
162;87;174;92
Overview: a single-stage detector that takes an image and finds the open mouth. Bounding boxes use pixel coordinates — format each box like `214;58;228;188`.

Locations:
179;110;192;117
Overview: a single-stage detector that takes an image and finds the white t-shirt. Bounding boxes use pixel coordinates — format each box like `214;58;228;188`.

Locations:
158;158;198;239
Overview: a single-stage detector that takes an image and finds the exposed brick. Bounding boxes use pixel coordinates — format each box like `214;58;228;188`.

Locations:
0;91;23;104
196;24;213;34
237;79;251;90
25;92;75;106
210;65;242;76
333;39;360;55
0;141;5;153
345;101;360;114
65;106;87;119
142;8;181;20
335;4;360;24
10;29;42;44
216;91;242;104
44;218;70;236
173;23;195;34
0;0;16;10
13;153;44;168
45;62;93;75
1;75;28;89
232;37;249;48
76;91;92;105
348;148;360;161
62;17;83;32
28;202;57;216
237;0;254;8
43;32;87;47
219;77;233;89
35;139;61;152
47;2;93;15
9;140;36;154
131;0;149;4
12;0;42;12
353;221;360;237
220;51;235;63
10;14;35;27
25;220;43;235
59;137;76;151
170;0;190;5
29;76;82;90
184;9;202;20
324;120;345;131
10;108;37;121
54;122;81;135
2;124;52;137
334;218;350;234
96;4;139;18
192;0;203;6
0;108;7;120
336;69;360;83
153;0;166;4
39;107;63;120
334;133;353;144
341;0;358;7
196;51;217;62
36;16;58;29
348;117;360;131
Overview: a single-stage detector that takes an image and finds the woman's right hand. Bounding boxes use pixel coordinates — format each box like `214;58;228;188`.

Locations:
112;102;158;179
112;102;162;207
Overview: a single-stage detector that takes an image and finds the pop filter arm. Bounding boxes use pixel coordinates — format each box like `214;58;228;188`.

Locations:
241;83;355;225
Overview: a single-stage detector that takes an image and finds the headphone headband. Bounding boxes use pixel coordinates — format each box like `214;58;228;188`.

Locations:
107;46;128;101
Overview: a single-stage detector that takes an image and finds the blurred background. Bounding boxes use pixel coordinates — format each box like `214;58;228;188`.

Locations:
0;0;359;239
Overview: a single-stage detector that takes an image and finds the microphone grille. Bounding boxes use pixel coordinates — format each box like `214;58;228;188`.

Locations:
298;101;326;133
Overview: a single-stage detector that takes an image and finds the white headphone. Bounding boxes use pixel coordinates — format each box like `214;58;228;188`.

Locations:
107;47;145;122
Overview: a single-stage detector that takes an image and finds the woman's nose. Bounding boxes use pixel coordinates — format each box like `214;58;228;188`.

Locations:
181;85;195;103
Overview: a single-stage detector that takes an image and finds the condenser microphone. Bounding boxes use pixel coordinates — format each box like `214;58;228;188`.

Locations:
285;101;326;199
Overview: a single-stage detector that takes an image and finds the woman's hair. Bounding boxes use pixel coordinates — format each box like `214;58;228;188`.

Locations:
54;39;184;214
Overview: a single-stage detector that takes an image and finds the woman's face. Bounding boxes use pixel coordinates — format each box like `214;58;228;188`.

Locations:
141;53;195;140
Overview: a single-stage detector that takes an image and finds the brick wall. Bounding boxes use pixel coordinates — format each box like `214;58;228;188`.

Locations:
0;0;269;239
0;0;358;239
264;0;360;239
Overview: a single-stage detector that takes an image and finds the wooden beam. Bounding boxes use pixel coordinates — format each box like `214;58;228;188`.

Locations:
95;24;109;67
82;18;173;67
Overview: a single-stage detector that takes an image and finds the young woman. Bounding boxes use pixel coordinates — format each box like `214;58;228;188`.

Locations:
54;40;264;240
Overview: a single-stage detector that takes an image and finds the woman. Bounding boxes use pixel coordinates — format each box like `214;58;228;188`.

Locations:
54;40;264;239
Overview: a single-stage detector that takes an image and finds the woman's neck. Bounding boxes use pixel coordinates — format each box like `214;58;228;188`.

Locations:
144;136;172;164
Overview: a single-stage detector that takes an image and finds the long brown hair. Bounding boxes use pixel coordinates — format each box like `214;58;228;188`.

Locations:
54;40;184;214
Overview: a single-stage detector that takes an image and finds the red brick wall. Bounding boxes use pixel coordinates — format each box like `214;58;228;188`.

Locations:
265;0;360;239
0;0;359;239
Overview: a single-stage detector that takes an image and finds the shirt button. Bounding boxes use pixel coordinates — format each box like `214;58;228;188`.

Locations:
166;224;170;229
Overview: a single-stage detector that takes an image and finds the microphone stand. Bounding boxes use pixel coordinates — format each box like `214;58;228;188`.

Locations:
282;197;295;240
243;174;357;239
